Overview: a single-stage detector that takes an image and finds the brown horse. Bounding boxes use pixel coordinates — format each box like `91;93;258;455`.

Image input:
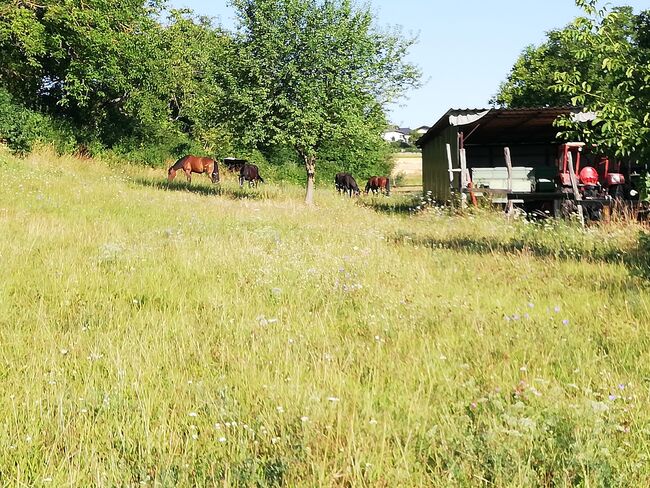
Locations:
365;176;391;196
167;155;220;184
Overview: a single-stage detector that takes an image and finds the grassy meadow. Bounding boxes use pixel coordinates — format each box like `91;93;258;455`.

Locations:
1;147;650;486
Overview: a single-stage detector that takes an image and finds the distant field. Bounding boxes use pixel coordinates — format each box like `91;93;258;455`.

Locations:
392;152;422;191
1;147;650;486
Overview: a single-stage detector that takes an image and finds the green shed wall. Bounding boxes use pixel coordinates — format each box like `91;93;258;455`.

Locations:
422;126;459;201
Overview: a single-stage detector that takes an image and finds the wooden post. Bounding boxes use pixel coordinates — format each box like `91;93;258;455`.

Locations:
446;143;454;207
566;151;585;227
460;148;468;209
504;147;514;217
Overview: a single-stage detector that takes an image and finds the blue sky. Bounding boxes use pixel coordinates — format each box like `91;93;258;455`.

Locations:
167;0;648;128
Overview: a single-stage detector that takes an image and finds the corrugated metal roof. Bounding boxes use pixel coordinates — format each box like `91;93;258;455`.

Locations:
416;107;596;147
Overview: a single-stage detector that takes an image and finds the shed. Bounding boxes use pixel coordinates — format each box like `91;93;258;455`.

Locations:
415;107;595;201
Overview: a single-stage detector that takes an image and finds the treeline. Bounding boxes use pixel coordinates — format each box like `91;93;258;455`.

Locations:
0;0;420;194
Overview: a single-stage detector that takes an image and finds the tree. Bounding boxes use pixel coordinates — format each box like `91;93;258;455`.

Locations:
226;0;420;204
553;1;650;159
491;6;638;109
0;0;172;144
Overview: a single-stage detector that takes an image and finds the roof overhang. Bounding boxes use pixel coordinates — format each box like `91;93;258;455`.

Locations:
415;107;596;147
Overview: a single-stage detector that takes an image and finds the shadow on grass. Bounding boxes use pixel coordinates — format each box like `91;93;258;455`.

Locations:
393;231;636;264
393;231;650;281
357;196;419;215
133;178;270;200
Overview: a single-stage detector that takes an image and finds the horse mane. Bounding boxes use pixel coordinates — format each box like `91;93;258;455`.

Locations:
169;155;189;171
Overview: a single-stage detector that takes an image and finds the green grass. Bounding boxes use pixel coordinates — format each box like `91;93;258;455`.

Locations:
1;147;650;486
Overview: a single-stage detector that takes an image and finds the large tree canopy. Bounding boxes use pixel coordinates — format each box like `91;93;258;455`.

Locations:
493;1;649;159
226;0;421;204
553;1;650;159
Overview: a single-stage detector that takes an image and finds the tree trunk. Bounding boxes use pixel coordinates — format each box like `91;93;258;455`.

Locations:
303;154;316;205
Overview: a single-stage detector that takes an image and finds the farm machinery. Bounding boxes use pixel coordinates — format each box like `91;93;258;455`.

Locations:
554;142;640;220
557;142;628;199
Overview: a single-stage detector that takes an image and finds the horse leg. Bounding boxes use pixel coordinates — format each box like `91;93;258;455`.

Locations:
185;169;192;184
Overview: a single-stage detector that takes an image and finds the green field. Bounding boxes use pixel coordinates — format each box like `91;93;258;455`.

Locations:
1;148;650;486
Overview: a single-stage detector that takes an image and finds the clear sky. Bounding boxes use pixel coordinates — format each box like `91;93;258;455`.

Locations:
166;0;648;128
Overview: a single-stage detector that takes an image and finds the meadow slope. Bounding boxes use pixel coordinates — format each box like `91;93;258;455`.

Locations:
1;148;649;486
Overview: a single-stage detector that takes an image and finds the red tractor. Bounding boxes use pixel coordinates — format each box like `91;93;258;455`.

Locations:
558;142;626;198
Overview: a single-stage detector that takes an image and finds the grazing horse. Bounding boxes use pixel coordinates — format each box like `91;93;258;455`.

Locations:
365;176;391;196
223;157;248;173
239;163;265;187
168;155;220;184
335;172;360;197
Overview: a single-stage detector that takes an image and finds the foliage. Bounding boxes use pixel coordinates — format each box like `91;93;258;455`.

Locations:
490;27;598;108
0;1;418;175
226;0;420;203
0;86;75;154
552;2;650;160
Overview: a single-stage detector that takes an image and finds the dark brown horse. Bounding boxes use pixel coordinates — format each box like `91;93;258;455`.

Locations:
239;163;265;187
365;176;391;196
167;155;220;184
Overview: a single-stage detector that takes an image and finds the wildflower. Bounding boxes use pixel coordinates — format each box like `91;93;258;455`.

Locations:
214;423;222;430
369;418;378;425
188;412;198;417
192;434;198;440
218;436;226;443
327;396;340;403
276;406;285;414
43;478;53;483
528;302;534;309
618;384;626;390
271;436;281;444
300;416;309;422
554;306;561;313
271;287;282;296
60;349;69;356
608;394;618;401
562;319;569;326
80;408;88;414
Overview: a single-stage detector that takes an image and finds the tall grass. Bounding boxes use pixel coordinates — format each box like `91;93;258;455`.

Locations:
1;147;649;486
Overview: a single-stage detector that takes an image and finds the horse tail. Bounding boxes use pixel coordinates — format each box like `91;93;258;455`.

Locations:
258;174;265;184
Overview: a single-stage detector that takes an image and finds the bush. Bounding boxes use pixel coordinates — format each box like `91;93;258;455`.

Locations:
0;87;45;154
0;87;77;155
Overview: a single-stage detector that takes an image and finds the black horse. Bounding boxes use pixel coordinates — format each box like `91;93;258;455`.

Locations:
335;172;360;197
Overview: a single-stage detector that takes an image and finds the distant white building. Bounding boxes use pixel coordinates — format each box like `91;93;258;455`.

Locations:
382;126;412;143
413;126;430;135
